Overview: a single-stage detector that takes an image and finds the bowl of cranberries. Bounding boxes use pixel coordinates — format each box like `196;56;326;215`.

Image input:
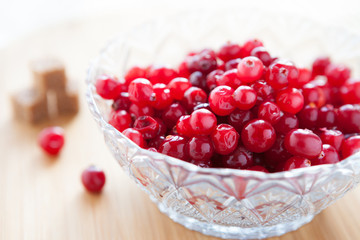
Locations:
86;11;360;240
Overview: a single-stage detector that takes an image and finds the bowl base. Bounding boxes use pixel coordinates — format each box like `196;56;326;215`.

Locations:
153;196;314;240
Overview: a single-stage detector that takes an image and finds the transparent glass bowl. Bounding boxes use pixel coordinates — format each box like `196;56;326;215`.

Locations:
86;9;360;240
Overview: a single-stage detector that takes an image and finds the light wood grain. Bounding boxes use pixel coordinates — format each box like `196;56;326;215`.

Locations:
1;13;360;240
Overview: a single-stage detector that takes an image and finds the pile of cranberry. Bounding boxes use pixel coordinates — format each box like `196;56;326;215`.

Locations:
95;39;360;173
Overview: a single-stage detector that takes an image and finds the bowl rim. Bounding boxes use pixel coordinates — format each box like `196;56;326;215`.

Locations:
85;11;360;180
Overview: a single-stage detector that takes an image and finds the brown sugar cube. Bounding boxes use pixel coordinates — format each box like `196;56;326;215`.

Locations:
11;88;48;124
55;82;79;115
31;57;67;93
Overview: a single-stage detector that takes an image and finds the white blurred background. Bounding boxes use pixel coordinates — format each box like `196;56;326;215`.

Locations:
1;0;360;49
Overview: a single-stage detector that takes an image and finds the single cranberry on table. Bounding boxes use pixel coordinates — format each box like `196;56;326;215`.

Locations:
38;126;65;155
167;77;192;100
221;146;254;169
81;165;106;193
258;101;281;124
236;56;264;83
109;110;132;132
217;41;242;62
266;60;299;90
209;86;236;116
147;65;178;84
122;128;146;148
189;109;217;136
216;69;242;89
341;136;360;159
211;124;239;155
251;47;272;67
284;129;322;159
319;129;344;152
95;75;122;100
283;156;311;171
241;119;276;153
276;88;304;115
206;69;224;91
240;38;264;58
128;78;154;105
337;104;360;133
186;136;214;161
312;144;340;165
158;135;188;161
312;56;331;77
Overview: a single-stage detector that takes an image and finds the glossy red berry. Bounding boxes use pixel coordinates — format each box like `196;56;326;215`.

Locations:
211;124;239;155
186;136;214;161
38;127;65;155
109;110;132;132
241;119;276;153
112;92;131;111
186;49;218;74
338;104;360;133
247;165;269;173
284;129;322;159
317;104;337;128
95;75;122;100
319;129;344;152
81;165;106;193
189;71;207;90
258;101;281;124
182;86;207;111
276;88;304;114
209;86;236;116
124;66;146;83
340;80;360;104
150;84;173;110
297;104;318;129
302;83;326;108
133;116;159;139
291;67;311;88
148;135;165;149
216;69;242;89
251;80;275;103
148;65;178;84
122;128;146;148
128;78;153;105
227;109;254;132
325;63;351;87
312;56;331;76
266;60;299;90
236;56;264;83
233;86;257;110
283;156;311;171
189;109;217;135
167;77;192;100
274;112;299;135
158;135;188;160
129;103;154;118
264;136;292;169
217;41;242;62
221;146;254;169
162;103;187;129
178;61;191;78
312;144;340;165
206;69;224;91
240;39;264;58
341;136;360;159
225;58;242;71
176;115;192;137
251;47;272;67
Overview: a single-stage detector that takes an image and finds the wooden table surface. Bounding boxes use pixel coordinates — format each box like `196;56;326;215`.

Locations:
1;11;360;240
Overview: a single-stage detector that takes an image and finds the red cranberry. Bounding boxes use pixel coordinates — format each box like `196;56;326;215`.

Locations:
189;109;217;135
225;58;242;71
206;69;224;91
178;60;191;78
247;165;269;173
340;80;360;104
297;104;318;129
233;86;257;110
283;156;311;171
124;66;146;83
266;60;299;90
149;84;173;110
274;112;299;135
258;101;281;124
241;119;276;153
302;83;326;108
167;77;192;100
129;103;154;118
186;49;217;74
162;103;187;129
251;47;272;66
317;104;337;128
227;109;255;132
240;39;264;58
211;124;239;155
221;146;254;169
112;92;131;111
176;115;192;137
209;86;236;116
154;117;167;136
236;56;264;83
109;110;132;132
341;136;360;159
189;159;212;168
217;41;242;62
95;75;122;100
284;129;322;159
81;165;106;193
251;80;275;103
148;65;178;84
319;129;344;152
182;86;207;111
133;116;159;140
264;136;292;169
148;135;165;149
291;67;311;88
312;144;340;165
312;56;331;76
186;136;214;161
122;128;146;148
276;88;304;114
338;104;360;133
38;127;65;155
128;78;153;105
216;69;242;89
189;71;207;90
325;63;351;87
158;135;188;160
193;102;211;111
